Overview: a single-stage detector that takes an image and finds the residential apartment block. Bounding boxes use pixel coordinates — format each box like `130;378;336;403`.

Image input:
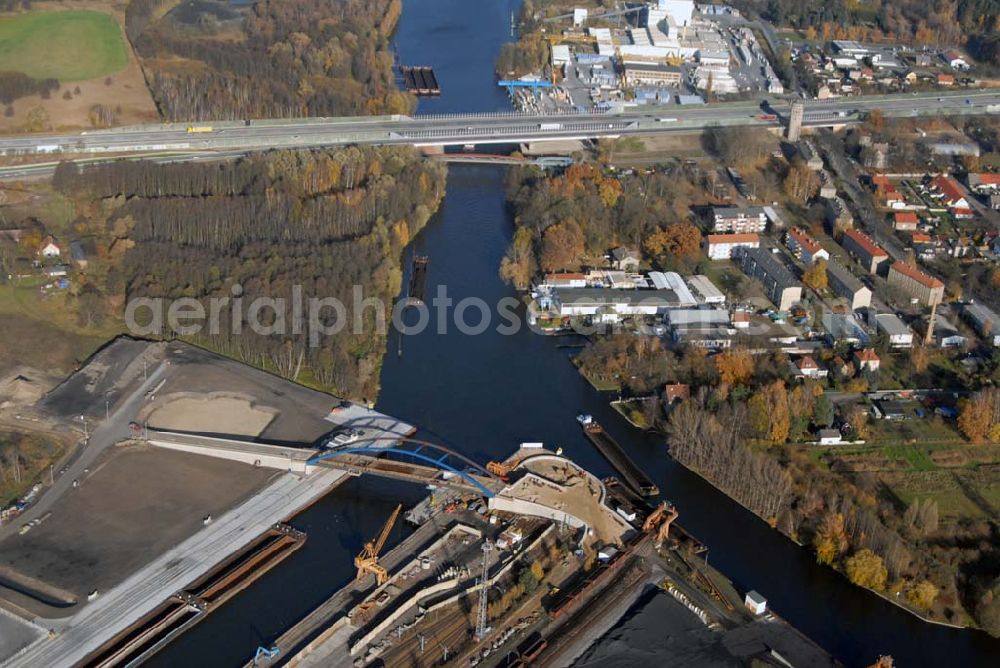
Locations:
826;259;872;310
738;247;802;311
887;261;944;306
842;229;889;274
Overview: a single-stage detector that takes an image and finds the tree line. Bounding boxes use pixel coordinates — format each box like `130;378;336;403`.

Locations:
127;0;414;121
0;71;59;106
735;0;1000;65
55;146;446;400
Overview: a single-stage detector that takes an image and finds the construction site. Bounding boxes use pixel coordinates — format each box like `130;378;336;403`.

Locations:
0;339;835;667
239;444;836;668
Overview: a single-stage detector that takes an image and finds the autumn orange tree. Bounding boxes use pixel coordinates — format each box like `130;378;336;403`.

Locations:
499;226;536;289
802;258;828;291
540;221;585;272
846;549;888;590
643;222;702;268
814;511;850;566
714;349;753;387
956;388;1000;442
748;380;790;444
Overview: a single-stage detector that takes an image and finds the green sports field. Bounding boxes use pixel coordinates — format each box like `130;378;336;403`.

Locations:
0;10;128;82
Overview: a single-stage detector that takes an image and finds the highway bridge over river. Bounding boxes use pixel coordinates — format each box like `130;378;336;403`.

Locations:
1;90;998;167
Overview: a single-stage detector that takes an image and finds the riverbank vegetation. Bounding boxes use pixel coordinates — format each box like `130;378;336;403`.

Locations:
501;153;1000;634
502;161;719;282
127;0;413;120
44;146;445;401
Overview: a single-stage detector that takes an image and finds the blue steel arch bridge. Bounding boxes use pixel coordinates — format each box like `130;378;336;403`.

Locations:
307;436;503;497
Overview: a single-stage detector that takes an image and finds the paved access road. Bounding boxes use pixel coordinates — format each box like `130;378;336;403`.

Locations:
0;362;168;545
7;467;349;667
0;90;998;164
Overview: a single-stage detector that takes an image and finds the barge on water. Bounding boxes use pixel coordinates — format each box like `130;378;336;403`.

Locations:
577;415;658;497
78;524;305;668
408;255;429;304
399;66;440;96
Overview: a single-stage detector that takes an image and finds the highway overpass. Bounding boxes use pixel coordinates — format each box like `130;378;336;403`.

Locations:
0;90;998;163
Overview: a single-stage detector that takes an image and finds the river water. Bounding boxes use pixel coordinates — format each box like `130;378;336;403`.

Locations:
150;1;999;666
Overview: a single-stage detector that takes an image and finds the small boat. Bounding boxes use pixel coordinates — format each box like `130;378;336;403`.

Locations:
576;413;594;426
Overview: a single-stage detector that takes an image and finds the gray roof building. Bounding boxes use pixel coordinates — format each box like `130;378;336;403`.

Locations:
738;247;802;311
826;259;872;310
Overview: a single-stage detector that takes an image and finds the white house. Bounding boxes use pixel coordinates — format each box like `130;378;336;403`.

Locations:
705;233;760;260
818;429;843;445
854;348;881;372
39;237;61;257
794;355;827;378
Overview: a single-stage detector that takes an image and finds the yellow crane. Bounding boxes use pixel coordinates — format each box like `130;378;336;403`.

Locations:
643;501;679;548
355;503;401;585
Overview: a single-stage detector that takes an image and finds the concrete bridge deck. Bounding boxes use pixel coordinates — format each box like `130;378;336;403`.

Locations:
1;90;997;159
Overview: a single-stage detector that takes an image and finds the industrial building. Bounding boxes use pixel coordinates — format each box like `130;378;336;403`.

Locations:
687;274;726;304
933;316;967;348
548;288;681;323
648;271;698;306
842;229;889;274
961;302;1000;346
622;62;683;86
737;247;802;311
887;261;944;306
826;259;872;310
821;313;869;346
875;312;915;348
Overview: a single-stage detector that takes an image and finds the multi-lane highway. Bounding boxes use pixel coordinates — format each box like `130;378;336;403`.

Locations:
0;90;998;172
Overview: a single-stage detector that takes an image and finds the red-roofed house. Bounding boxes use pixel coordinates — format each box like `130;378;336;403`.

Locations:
794;355;827;378
888;261;945;306
842;229;889;274
912;232;931;244
831;355;853;376
853;348;881;372
785;227;829;265
663;383;690;405
968;173;1000;194
731;311;750;329
893;211;919;231
930;175;971;216
705;233;760;260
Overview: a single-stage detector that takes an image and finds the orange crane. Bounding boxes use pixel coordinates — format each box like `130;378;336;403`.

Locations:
354;503;401;585
643;501;679;547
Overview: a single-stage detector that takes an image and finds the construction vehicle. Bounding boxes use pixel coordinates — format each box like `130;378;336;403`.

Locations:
643;501;679;547
486;460;516;481
354;503;401;585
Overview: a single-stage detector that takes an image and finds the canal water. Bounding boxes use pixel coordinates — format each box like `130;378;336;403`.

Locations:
151;1;1000;666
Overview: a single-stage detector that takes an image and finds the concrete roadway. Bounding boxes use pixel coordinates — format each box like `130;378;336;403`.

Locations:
0;362;168;545
7;467;349;668
0;90;998;166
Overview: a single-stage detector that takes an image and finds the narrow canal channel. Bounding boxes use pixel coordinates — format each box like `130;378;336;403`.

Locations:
151;1;999;666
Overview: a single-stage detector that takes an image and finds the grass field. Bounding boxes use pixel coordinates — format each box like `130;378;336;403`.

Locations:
0;10;128;82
